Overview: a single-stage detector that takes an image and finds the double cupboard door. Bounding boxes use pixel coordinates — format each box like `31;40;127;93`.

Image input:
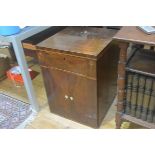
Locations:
41;66;98;127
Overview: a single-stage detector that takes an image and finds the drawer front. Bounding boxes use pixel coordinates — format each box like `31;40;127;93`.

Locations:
38;50;96;79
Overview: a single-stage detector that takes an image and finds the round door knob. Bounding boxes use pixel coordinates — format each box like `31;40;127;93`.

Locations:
70;97;74;101
64;95;69;100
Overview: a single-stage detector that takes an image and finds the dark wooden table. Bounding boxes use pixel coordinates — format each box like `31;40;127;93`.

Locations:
113;26;155;129
22;27;65;59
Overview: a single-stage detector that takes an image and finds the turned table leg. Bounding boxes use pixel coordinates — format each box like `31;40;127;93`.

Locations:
116;42;129;129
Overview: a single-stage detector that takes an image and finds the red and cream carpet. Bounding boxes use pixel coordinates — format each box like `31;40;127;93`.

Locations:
0;92;33;129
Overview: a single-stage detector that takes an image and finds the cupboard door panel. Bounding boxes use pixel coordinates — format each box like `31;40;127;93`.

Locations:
41;67;71;118
67;73;98;127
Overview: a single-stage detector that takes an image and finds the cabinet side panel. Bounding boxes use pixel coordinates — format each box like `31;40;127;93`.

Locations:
97;42;120;125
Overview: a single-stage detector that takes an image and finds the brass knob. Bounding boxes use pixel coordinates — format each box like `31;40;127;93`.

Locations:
64;95;69;100
70;96;74;101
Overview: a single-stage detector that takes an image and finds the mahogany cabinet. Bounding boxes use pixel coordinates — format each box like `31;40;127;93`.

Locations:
36;27;119;128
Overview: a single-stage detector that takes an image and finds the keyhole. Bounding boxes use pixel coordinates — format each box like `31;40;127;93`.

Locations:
64;57;66;60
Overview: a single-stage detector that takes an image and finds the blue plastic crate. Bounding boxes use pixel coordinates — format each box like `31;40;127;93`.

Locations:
0;26;21;36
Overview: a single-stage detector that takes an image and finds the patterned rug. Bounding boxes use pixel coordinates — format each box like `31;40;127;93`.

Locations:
0;93;33;129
